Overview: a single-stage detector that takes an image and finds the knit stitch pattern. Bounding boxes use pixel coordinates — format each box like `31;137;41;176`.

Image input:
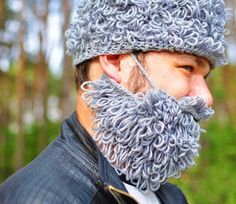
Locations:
81;74;214;192
66;0;230;67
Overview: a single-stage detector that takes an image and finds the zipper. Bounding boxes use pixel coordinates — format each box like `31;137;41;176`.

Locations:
105;184;139;204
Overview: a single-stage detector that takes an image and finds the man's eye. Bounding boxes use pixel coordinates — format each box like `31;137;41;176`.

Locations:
181;66;193;72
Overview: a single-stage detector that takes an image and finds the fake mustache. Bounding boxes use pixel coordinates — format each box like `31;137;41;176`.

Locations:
82;74;214;192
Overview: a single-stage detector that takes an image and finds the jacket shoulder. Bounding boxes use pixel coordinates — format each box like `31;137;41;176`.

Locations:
0;141;99;204
156;182;189;204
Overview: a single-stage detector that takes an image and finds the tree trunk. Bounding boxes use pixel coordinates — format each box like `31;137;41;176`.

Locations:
223;65;236;124
0;0;7;177
60;0;74;120
15;0;26;170
33;0;49;153
0;0;5;29
0;71;11;178
36;44;49;153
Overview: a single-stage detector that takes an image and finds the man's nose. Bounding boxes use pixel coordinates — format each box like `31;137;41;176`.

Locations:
188;75;214;107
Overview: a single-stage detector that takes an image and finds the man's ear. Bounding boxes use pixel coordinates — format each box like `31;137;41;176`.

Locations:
98;55;122;83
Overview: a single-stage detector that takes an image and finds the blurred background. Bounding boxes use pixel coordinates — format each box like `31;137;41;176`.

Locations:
0;0;235;203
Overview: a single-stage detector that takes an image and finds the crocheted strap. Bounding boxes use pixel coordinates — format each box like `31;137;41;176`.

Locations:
131;53;157;89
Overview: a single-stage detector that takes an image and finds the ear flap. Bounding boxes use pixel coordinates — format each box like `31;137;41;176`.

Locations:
99;55;122;83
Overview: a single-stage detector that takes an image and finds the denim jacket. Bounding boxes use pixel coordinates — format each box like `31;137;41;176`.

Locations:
0;112;188;204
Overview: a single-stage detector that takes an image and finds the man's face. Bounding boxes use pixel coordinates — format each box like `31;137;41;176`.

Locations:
82;51;215;192
127;51;213;107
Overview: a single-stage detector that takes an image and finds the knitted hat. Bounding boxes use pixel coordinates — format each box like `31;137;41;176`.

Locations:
65;0;230;67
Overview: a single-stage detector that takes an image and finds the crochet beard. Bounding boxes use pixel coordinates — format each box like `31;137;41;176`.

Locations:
82;74;214;193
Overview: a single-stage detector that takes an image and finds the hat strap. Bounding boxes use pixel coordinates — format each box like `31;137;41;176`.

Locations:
131;53;157;89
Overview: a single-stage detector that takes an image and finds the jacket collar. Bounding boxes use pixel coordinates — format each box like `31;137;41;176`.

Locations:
66;112;188;204
66;111;127;192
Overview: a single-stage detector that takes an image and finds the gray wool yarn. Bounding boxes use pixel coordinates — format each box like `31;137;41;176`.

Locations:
66;0;230;67
81;75;214;192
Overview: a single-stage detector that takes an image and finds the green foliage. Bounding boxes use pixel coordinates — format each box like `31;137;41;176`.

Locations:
172;119;236;204
210;68;226;102
24;120;61;164
0;128;16;181
0;120;61;182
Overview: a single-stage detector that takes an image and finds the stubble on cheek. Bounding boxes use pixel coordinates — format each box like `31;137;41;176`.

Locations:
126;65;149;93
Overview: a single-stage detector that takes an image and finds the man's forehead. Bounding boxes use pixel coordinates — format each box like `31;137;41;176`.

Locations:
153;51;211;67
174;53;209;64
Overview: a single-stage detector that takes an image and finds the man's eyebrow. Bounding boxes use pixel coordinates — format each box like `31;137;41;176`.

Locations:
194;56;213;79
175;54;199;65
187;55;205;67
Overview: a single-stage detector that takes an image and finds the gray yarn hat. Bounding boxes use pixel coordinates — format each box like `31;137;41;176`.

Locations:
65;0;230;67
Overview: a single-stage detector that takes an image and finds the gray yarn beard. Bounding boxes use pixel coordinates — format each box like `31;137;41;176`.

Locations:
82;74;214;193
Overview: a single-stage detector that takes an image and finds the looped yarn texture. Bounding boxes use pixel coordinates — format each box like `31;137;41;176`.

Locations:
66;0;230;67
82;75;214;192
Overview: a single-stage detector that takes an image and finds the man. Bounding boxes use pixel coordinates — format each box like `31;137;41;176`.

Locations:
0;0;230;203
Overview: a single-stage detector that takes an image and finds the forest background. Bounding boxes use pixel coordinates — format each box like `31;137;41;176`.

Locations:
0;0;236;203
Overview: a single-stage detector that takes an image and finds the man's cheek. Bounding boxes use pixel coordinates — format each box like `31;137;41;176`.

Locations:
163;82;190;99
